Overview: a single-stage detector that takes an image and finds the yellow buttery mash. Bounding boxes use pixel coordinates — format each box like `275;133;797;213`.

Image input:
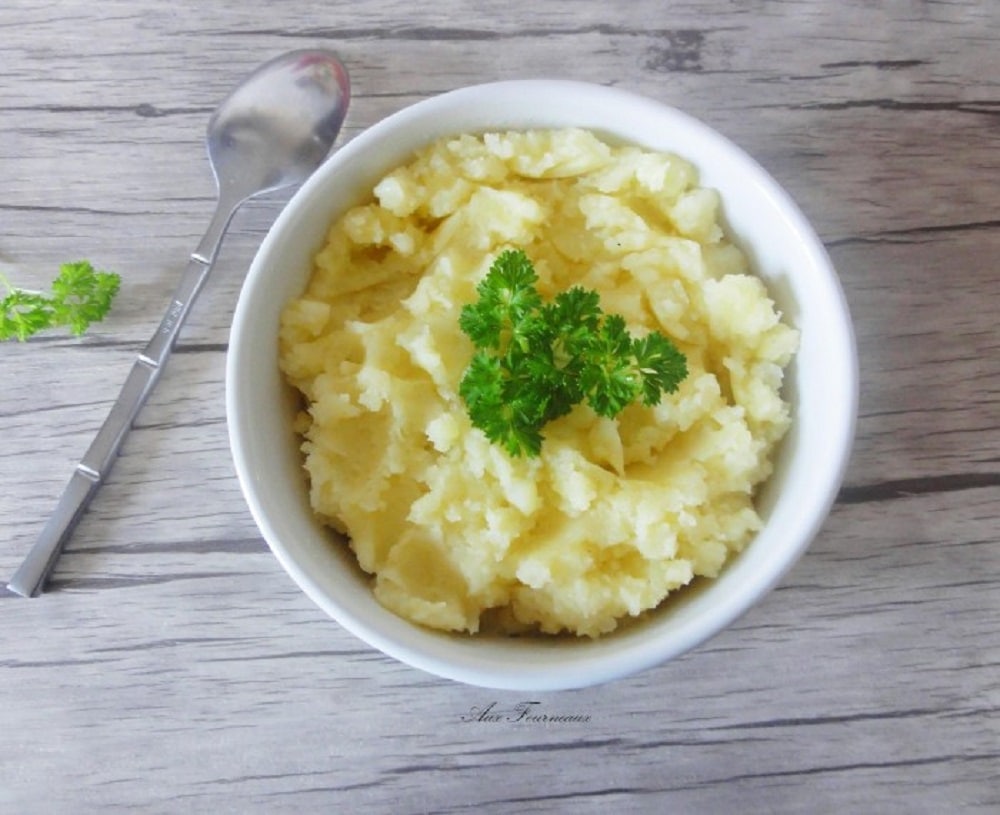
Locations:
279;128;798;638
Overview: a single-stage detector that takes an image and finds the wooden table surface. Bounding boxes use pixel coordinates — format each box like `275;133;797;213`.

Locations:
2;1;998;812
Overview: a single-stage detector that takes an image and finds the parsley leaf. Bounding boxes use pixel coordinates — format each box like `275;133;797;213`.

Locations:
633;331;689;407
458;249;687;457
459;248;542;352
0;261;121;341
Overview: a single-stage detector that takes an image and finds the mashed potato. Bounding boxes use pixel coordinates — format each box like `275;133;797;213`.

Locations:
279;128;798;638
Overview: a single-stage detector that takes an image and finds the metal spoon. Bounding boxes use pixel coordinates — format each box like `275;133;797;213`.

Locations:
8;49;350;597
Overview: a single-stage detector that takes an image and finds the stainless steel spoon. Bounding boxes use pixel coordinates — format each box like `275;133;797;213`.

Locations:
8;49;350;597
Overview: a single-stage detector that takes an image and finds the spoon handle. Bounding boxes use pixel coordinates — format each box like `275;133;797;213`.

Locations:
7;201;237;597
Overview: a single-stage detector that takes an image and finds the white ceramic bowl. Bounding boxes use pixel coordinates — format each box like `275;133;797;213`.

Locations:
226;79;857;691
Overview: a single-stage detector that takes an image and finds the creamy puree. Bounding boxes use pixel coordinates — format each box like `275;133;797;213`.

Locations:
279;128;798;637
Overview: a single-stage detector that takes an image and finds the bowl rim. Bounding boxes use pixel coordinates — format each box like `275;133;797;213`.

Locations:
226;78;859;691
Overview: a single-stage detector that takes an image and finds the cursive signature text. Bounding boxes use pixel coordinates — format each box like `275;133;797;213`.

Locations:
460;701;591;724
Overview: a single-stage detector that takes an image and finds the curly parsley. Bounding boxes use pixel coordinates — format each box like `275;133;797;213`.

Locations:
0;261;121;341
458;249;687;457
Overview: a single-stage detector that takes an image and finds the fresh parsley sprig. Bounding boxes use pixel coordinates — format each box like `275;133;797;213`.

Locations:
0;261;121;341
458;249;687;457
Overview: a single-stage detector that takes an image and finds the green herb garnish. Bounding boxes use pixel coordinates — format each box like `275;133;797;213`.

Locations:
458;249;687;457
0;261;121;341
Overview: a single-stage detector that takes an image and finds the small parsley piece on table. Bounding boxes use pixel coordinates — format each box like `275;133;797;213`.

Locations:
0;261;121;341
458;248;687;457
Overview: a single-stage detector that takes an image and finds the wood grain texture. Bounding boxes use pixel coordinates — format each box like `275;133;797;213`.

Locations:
1;1;998;812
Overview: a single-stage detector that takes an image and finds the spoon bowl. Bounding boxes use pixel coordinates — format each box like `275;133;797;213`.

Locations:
8;49;350;598
208;51;350;203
